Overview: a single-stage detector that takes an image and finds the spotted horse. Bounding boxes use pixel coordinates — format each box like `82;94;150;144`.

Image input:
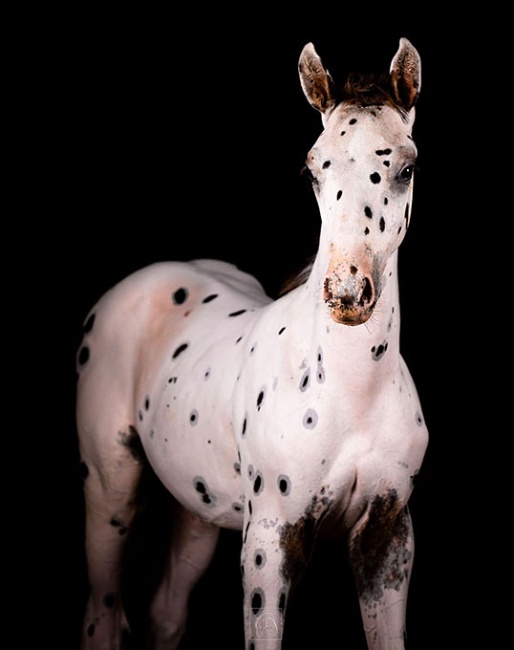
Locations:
77;38;428;650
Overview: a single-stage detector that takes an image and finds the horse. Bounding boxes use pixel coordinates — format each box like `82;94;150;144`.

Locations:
76;37;428;650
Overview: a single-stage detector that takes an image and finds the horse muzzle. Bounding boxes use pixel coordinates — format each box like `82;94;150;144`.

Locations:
323;266;376;325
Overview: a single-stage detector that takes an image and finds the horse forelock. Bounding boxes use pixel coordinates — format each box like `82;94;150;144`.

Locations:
337;71;409;120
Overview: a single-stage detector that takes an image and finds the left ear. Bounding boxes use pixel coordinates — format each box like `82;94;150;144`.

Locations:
390;37;421;111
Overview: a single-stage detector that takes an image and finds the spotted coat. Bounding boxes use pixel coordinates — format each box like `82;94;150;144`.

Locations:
77;37;427;650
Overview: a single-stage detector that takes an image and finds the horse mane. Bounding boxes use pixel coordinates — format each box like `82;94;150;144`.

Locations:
279;258;315;296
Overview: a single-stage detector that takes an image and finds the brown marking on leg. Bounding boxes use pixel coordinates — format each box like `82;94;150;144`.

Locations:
279;492;332;585
349;488;412;605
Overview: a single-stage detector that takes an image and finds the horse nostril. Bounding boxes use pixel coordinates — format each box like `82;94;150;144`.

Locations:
359;277;373;306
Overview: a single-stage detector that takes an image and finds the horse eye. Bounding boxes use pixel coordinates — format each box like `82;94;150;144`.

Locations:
398;164;415;183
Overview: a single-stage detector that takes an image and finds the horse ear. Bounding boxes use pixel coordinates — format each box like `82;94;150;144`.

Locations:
390;37;421;111
299;43;336;115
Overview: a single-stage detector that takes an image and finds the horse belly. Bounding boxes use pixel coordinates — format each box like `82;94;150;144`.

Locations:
136;339;247;530
142;415;244;529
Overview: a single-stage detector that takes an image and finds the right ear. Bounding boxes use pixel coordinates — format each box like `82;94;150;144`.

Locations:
298;43;336;116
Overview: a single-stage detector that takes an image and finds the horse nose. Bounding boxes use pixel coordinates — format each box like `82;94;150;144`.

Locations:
323;264;375;325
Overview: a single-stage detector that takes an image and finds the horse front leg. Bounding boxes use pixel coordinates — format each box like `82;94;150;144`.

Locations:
241;504;317;650
348;500;415;650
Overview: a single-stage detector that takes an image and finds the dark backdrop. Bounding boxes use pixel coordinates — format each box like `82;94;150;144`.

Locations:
27;9;500;649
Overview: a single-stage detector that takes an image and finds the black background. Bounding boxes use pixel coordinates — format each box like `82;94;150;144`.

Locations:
25;8;502;649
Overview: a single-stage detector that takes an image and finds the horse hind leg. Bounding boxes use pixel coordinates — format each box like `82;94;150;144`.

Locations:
79;417;146;650
147;501;220;650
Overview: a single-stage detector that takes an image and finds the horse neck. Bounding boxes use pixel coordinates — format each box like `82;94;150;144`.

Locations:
289;250;402;388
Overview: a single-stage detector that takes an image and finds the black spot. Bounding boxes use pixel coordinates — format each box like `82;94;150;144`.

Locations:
383;160;390;167
364;206;373;219
83;313;95;333
202;294;218;303
379;217;386;232
144;396;150;411
251;588;265;614
195;480;207;493
299;369;310;392
233;502;243;513
371;341;388;361
189;410;199;425
415;411;424;426
229;309;247;317
278;327;286;335
322;160;331;169
194;476;216;506
336;190;343;200
172;343;189;359
364;227;370;235
303;409;318;429
172;288;188;305
242;417;247;437
316;347;326;383
78;345;90;365
370;172;381;184
404;203;410;227
278;590;287;613
234;462;241;474
103;593;116;608
87;623;95;638
278;475;291;496
375;148;392;156
248;500;253;515
110;519;129;536
349;118;357;125
253;472;263;495
256;390;265;411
